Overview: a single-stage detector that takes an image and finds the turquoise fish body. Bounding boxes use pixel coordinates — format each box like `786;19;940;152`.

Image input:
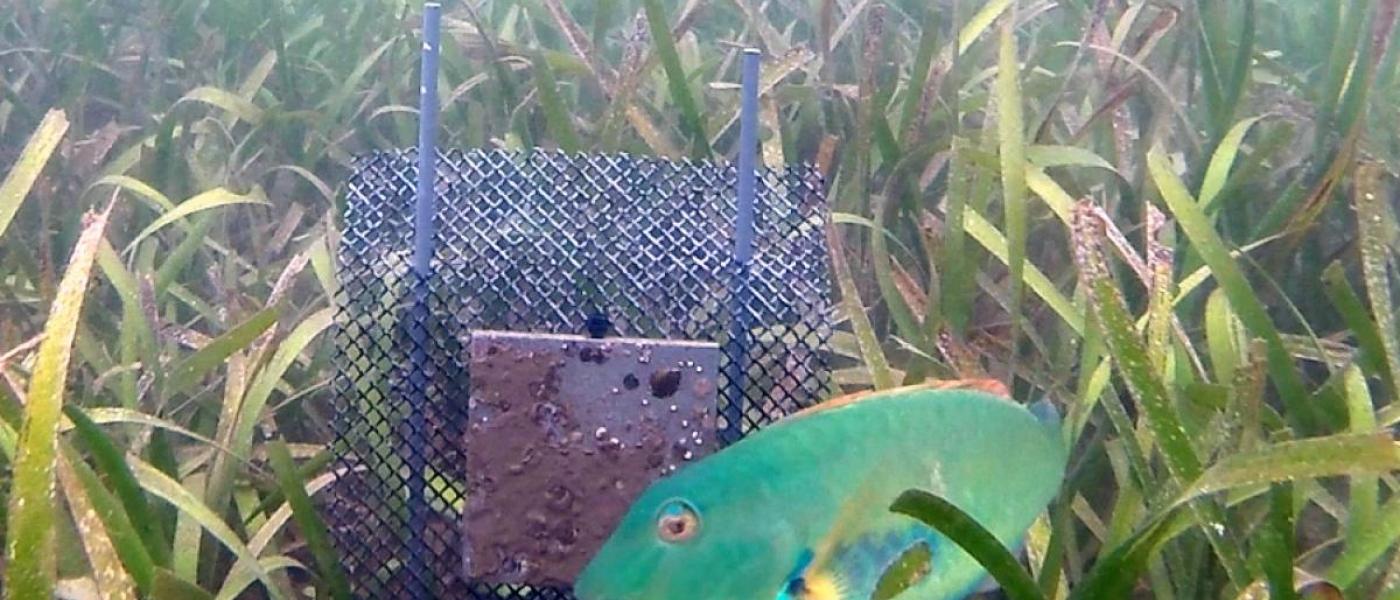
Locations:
573;382;1068;600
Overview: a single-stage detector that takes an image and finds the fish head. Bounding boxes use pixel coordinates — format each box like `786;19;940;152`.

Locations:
573;454;800;600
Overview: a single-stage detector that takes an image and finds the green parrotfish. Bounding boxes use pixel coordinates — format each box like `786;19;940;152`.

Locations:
572;380;1067;600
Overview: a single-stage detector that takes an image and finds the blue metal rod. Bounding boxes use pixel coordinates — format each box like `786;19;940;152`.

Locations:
407;3;441;598
722;48;761;444
734;49;760;264
413;3;442;274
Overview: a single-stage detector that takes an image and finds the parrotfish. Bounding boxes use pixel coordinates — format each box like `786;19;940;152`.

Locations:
572;380;1067;600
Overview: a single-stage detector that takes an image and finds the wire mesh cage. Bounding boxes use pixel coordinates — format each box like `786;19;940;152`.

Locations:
327;147;836;598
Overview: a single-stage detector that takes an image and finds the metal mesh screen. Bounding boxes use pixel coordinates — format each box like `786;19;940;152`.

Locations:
327;148;835;598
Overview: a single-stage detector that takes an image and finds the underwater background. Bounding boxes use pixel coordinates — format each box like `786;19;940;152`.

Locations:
1;0;1399;598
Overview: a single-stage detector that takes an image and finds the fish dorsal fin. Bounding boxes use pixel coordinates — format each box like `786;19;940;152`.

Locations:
787;379;1010;422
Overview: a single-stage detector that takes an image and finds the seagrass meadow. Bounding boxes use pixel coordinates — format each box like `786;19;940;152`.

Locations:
2;0;1400;598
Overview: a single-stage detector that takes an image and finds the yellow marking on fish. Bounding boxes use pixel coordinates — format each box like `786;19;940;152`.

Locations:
800;571;847;600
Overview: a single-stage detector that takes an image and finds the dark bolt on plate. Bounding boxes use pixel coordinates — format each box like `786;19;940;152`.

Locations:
462;330;720;587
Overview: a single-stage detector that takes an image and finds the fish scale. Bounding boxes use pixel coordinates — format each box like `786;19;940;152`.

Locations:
573;383;1067;600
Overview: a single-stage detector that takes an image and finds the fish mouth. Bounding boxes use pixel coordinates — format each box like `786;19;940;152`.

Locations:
571;567;620;600
573;544;664;600
571;583;632;600
570;589;607;600
572;569;658;600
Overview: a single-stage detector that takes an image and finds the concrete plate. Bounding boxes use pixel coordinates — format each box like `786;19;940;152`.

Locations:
462;330;719;586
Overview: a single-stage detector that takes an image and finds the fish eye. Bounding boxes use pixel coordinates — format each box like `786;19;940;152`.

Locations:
655;499;700;543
